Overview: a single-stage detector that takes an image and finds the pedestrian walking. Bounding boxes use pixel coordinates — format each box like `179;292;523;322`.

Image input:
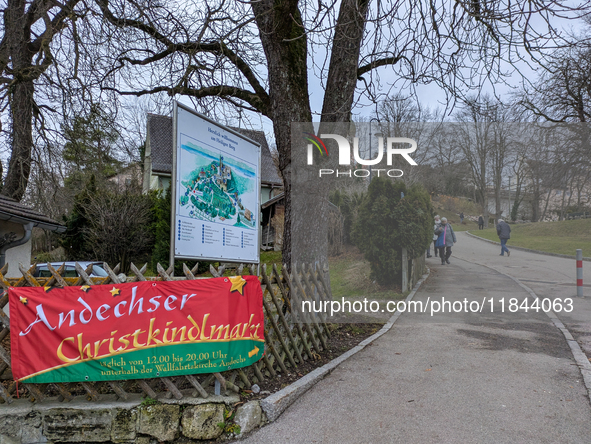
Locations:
434;217;456;264
428;215;441;258
496;218;511;256
460;212;464;224
478;215;484;230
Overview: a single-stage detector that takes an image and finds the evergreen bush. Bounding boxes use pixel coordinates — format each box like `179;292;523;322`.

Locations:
353;178;432;286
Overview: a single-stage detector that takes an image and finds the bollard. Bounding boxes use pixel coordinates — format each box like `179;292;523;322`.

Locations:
577;249;583;297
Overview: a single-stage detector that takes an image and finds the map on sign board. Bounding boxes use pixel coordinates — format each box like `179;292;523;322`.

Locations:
178;139;257;230
173;104;261;263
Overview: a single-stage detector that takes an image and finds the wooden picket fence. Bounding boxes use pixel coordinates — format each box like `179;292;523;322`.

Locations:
0;261;332;404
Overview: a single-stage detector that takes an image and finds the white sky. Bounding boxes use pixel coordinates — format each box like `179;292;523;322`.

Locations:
173;4;590;150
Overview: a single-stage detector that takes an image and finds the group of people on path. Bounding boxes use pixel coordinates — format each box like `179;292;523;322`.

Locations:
427;215;457;264
426;214;512;264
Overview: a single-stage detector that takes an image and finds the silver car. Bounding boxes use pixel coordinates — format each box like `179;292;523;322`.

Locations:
32;261;108;278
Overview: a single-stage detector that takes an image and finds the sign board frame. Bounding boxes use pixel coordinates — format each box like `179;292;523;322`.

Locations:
171;102;261;265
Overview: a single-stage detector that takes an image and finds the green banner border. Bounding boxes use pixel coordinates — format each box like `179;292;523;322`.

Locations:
22;339;264;384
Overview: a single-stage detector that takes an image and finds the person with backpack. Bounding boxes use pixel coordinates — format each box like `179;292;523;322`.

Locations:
434;217;456;264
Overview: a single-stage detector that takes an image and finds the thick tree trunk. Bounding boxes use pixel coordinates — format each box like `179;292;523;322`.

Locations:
3;0;34;202
321;0;370;123
252;0;370;270
251;0;312;270
4;81;34;201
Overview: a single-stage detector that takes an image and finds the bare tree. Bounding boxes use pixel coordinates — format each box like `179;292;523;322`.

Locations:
374;93;442;186
507;132;531;221
84;191;153;272
428;125;473;198
454;99;497;226
0;0;87;200
84;0;587;265
520;40;591;123
518;27;591;214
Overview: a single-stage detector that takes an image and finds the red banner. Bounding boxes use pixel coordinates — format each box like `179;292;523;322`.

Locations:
9;276;264;383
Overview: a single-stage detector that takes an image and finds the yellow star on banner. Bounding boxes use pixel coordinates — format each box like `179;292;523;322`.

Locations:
43;286;53;293
19;296;28;305
110;287;120;297
80;285;91;293
228;276;247;295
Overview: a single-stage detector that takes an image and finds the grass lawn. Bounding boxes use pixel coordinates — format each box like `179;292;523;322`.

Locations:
260;250;282;272
467;218;591;257
432;208;479;232
329;245;404;300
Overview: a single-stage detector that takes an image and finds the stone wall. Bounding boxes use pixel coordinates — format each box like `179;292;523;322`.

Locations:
0;394;265;444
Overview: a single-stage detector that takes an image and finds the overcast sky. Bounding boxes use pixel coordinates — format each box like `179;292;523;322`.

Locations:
175;6;589;149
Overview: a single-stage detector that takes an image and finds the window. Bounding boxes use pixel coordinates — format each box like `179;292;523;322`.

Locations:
92;265;109;277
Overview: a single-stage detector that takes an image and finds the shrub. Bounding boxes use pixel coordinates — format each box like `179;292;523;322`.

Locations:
83;191;153;273
148;188;208;275
353;178;432;286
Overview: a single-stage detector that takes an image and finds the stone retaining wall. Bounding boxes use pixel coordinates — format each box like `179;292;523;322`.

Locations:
0;394;265;444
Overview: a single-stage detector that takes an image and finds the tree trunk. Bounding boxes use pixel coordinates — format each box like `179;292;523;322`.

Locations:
495;178;501;220
321;0;370;123
3;0;34;201
540;189;552;221
251;0;312;270
483;193;489;228
253;0;370;270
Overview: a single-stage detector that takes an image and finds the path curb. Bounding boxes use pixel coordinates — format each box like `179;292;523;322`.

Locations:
465;231;591;262
455;257;591;405
259;269;430;423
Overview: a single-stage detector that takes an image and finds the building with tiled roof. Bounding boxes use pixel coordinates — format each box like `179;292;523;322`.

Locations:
142;114;283;204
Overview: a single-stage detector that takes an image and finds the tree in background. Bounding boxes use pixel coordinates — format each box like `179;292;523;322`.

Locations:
329;189;365;245
518;27;591;219
63;104;122;189
83;191;153;273
60;175;98;261
62;175;154;272
353;178;432;286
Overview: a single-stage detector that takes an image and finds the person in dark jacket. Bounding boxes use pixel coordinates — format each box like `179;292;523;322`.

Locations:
496;218;511;256
478;215;484;230
434;217;456;264
460;212;464;224
428;215;441;258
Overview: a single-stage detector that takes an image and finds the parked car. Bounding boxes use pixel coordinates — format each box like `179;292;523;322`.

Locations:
32;261;108;278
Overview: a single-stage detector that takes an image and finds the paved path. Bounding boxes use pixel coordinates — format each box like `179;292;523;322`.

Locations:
455;231;591;357
240;233;591;443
